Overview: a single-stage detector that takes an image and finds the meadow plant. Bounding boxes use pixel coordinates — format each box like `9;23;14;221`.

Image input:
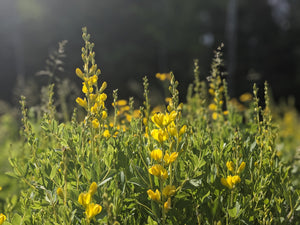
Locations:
1;28;299;224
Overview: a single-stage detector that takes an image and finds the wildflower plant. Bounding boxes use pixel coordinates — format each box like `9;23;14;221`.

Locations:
2;28;299;225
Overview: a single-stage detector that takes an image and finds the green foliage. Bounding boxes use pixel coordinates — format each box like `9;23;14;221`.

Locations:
1;28;299;225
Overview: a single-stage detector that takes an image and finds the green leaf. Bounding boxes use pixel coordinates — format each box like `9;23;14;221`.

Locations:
228;207;237;218
11;214;22;225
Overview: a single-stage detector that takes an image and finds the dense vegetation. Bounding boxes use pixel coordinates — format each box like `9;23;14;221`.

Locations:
0;28;299;225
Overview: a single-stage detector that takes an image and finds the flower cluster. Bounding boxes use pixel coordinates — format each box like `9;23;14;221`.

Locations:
78;182;102;221
221;161;246;189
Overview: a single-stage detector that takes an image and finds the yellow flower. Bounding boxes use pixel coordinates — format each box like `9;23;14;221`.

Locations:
92;119;100;129
88;75;98;86
164;152;178;165
151;113;165;128
147;189;161;202
149;164;168;180
98;93;107;102
103;130;111;138
76;97;88;109
82;82;93;94
76;68;84;79
212;112;219;120
162;185;176;197
178;125;187;136
226;161;235;173
237;162;246;174
102;111;108;119
117;99;128;106
85;203;102;220
78;192;92;207
150;149;163;161
167;122;177;137
239;92;252;102
163;198;171;212
156;72;171;81
89;182;97;196
99;81;107;92
209;103;217;111
57;187;64;199
0;213;6;225
221;175;241;189
223;110;229;115
151;129;168;143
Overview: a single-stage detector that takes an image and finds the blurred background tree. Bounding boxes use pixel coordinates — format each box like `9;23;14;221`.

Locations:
0;0;299;109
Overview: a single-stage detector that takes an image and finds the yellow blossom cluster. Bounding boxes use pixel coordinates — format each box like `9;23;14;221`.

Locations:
221;161;246;189
78;182;102;221
150;111;187;143
147;97;187;213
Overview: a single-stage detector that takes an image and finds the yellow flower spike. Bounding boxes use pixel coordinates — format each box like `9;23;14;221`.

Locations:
149;164;168;180
147;189;161;202
78;192;92;207
92;119;100;129
57;187;64;199
89;182;98;196
163;198;172;212
103;130;111;138
164;152;178;165
162;185;176;197
237;162;246;174
223;110;229;115
221;177;233;189
102;111;108;119
76;97;88;109
226;161;235;173
85;203;102;220
76;68;84;79
150;149;163;161
151;129;168;143
0;213;6;225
